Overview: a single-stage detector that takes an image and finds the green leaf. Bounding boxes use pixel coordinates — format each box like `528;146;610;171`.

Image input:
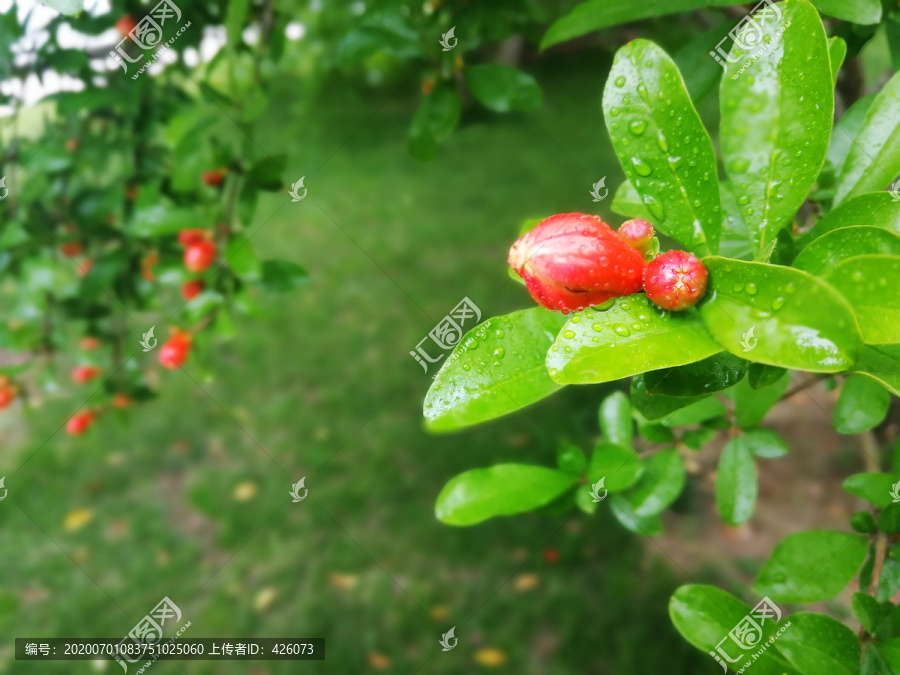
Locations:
879;559;900;602
408;84;461;161
628;448;684;517
827;36;847;87
719;0;834;258
729;372;789;429
879;503;900;535
598;391;632;446
754;530;868;602
575;484;599;514
237;182;258;226
130;204;194;238
834;374;891;434
424;308;566;431
681;427;717;450
835;72;900;205
225;234;261;281
225;0;250;47
842;473;900;508
854;344;900;396
259;260;308;292
541;0;711;50
664;396;728;427
853;592;884;635
670;585;798;675
435;464;578;526
717;436;758;525
802;192;900;247
699;257;862;372
556;442;587;475
742;428;788;459
609;494;663;535
643;352;747;397
851;512;877;534
246;156;285;191
776;612;860;675
588;442;643;491
631;373;706;421
718;183;755;261
547;295;721;385
41;0;82;14
637;420;675;443
464;65;542;113
603;40;720;256
748;363;788;390
610;181;652;221
822;255;900;345
793;227;900;274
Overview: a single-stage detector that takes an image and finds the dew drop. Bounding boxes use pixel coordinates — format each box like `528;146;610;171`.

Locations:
632;157;652;176
613;324;631;337
614;75;626;87
629;119;647;136
592;322;603;332
746;283;758;295
563;330;576;339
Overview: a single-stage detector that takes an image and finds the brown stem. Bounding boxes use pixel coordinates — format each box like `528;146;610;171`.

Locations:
780;375;832;402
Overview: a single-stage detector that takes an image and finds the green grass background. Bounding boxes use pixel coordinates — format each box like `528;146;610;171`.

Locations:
0;56;711;673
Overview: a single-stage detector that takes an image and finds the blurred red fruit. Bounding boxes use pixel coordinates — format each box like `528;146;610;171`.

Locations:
112;393;131;408
77;259;94;277
181;279;204;301
0;386;16;409
80;337;101;350
644;250;709;311
201;169;227;187
125;185;139;200
178;229;208;247
616;219;655;253
141;252;158;282
65;139;79;152
67;411;94;435
60;242;82;257
508;213;646;313
71;365;102;384
543;548;560;564
115;15;137;36
159;333;192;369
184;241;216;273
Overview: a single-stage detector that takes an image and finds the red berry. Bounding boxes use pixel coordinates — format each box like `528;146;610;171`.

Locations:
616;219;655;253
181;279;205;301
0;386;16;409
115;15;137;36
543;548;560;564
177;229;208;247
508;213;647;313
71;365;102;384
201;169;227;187
80;336;101;350
112;393;131;408
65;139;79;152
159;334;192;369
125;185;139;201
60;242;82;257
184;241;216;273
644;250;709;311
67;411;94;435
77;259;93;277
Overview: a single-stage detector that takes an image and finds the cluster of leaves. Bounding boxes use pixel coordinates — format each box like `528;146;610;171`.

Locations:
0;0;307;429
423;0;900;670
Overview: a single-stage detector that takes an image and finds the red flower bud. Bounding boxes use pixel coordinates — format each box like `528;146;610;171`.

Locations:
71;365;102;384
184;241;216;273
115;15;137;36
159;333;192;369
508;213;647;313
616;219;654;253
177;229;208;247
202;169;227;187
181;279;205;301
0;386;16;409
67;411;95;435
112;393;131;408
60;242;82;257
644;250;708;311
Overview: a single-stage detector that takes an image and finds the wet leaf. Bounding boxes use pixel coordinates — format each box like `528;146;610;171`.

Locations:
822;255;900;345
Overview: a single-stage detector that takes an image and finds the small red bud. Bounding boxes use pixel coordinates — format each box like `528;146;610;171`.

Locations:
616;219;655;253
508;213;646;313
159;334;192;369
201;169;227;187
0;386;16;409
67;411;95;435
71;365;102;384
543;548;560;564
115;15;137;36
112;393;131;408
177;229;209;247
60;242;82;257
184;241;216;273
181;279;204;301
643;250;708;311
80;336;101;350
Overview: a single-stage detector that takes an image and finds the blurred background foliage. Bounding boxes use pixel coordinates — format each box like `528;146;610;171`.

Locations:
0;0;897;672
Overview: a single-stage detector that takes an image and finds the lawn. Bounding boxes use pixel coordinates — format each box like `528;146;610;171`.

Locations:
0;54;710;673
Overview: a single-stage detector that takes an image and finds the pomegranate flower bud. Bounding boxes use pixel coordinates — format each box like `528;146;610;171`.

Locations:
508;213;647;313
616;219;655;253
644;250;708;311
